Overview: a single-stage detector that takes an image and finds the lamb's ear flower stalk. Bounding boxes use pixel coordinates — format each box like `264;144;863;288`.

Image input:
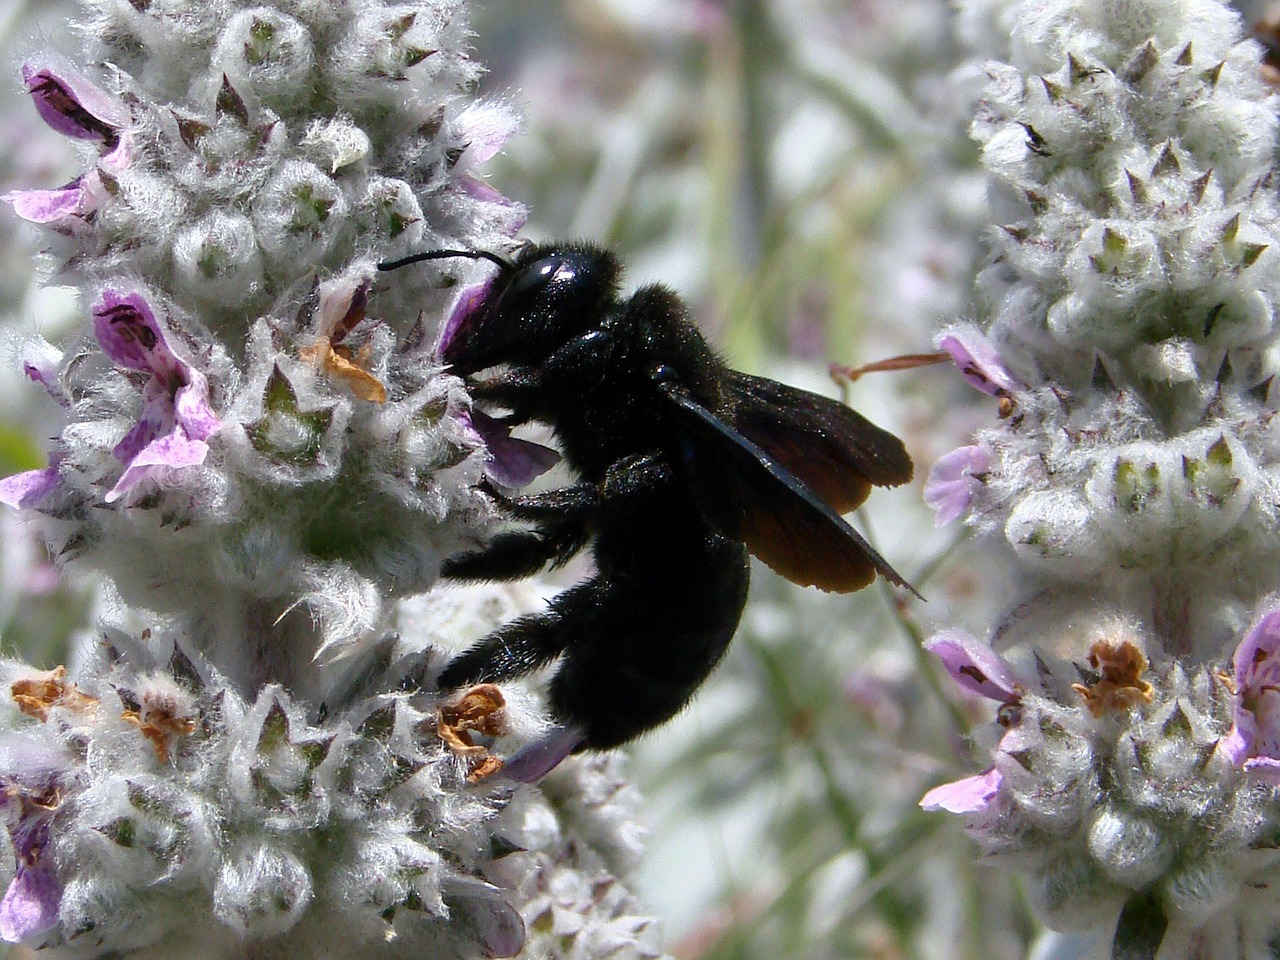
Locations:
0;2;661;958
922;0;1280;956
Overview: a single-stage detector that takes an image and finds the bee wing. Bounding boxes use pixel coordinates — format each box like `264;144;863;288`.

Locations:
658;380;918;596
724;370;913;514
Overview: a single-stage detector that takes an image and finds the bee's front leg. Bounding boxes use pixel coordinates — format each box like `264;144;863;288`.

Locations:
467;366;544;424
486;451;674;523
442;521;590;580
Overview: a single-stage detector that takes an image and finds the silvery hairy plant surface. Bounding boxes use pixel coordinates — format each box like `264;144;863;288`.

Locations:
0;2;665;958
922;1;1280;957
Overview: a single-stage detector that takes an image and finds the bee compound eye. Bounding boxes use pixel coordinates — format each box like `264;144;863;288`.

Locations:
507;255;574;303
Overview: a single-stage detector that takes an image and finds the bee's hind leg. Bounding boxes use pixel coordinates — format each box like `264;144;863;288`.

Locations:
436;609;567;689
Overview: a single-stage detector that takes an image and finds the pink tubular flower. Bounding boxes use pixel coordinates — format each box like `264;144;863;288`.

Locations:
924;630;1022;704
919;631;1022;816
4;61;131;232
1219;611;1280;781
0;813;60;943
0;736;71;944
21;61;125;145
920;767;1003;814
3;181;84;225
450;101;520;173
924;444;993;526
3;168;119;233
936;324;1021;396
0;467;61;510
92;291;222;502
20;340;68;408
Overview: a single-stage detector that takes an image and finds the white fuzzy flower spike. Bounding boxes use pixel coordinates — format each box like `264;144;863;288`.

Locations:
0;2;660;958
923;0;1280;955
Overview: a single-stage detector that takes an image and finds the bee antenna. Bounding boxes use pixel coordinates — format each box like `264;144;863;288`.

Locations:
377;249;514;273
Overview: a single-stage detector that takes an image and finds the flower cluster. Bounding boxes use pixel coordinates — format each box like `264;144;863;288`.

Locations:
0;5;532;661
0;630;531;958
0;1;656;957
920;0;1280;954
923;622;1280;957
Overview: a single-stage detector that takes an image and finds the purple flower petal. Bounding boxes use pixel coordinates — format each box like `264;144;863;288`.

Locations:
936;325;1020;396
1223;611;1280;768
91;291;221;497
924;444;993;526
925;630;1022;704
174;373;221;443
452;102;519;171
0;857;60;943
457;175;505;204
501;725;586;783
1218;725;1250;766
92;291;173;372
22;61;124;145
469;409;560;489
0;803;61;947
99;135;132;174
20;340;65;406
1233;611;1280;690
106;428;211;502
1244;756;1280;783
437;279;496;360
0;468;60;510
920;767;1003;814
317;277;370;343
2;181;84;225
470;898;525;958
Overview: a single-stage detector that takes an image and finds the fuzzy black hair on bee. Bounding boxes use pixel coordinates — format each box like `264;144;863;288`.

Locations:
380;242;916;780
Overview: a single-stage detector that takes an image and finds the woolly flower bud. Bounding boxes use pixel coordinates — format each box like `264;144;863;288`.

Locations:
172;210;264;306
923;620;1280;957
929;0;1280;657
213;9;317;105
0;0;549;668
0;603;661;960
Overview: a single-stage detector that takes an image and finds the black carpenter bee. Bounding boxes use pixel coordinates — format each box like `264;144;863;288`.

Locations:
379;242;916;780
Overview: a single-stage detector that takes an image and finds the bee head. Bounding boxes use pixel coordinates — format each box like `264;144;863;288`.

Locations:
380;244;621;377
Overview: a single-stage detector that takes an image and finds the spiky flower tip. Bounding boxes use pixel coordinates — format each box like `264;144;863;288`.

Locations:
0;0;546;671
920;0;1280;953
0;587;668;960
0;1;660;957
927;0;1280;649
924;616;1280;959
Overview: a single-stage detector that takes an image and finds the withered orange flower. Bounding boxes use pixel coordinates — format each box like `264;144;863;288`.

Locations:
299;338;387;404
11;666;98;722
1072;639;1155;717
437;683;506;755
122;702;198;764
465;755;505;783
437;685;509;782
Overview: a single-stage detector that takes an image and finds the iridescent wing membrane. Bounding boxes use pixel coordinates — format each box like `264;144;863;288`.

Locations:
658;375;918;596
